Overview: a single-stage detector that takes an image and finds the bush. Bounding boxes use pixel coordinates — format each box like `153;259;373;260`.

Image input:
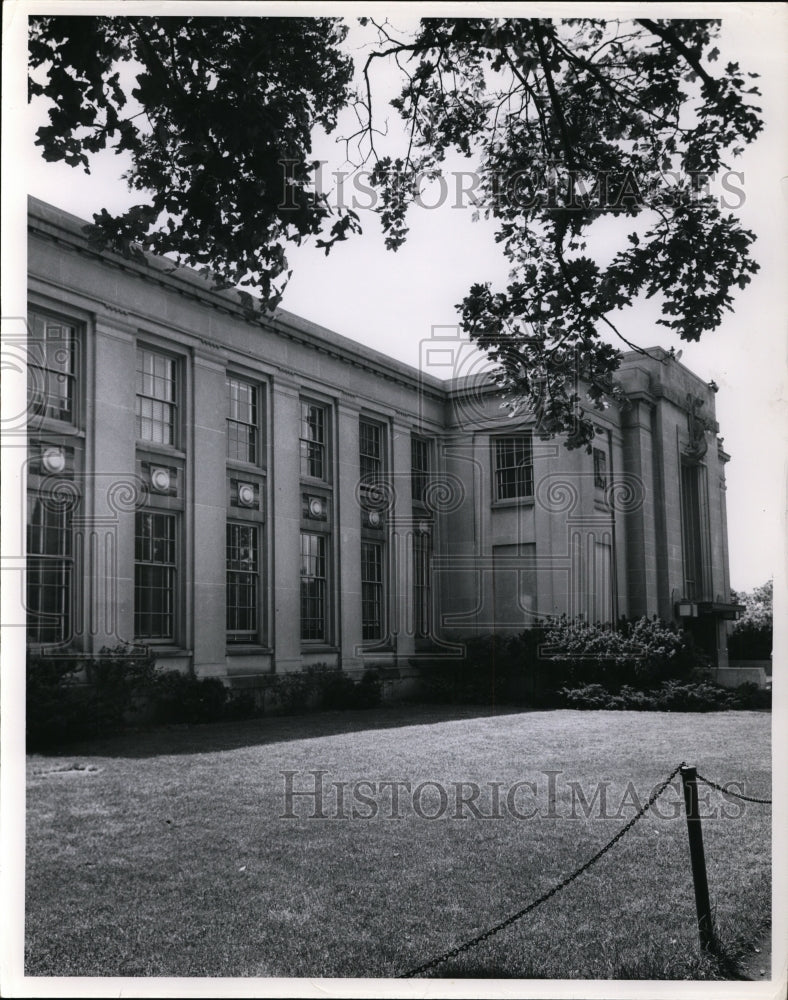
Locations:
27;649;382;748
413;616;708;708
354;670;383;709
27;645;156;749
151;671;227;724
559;682;612;709
727;622;773;660
27;652;90;749
541;615;706;688
263;664;382;714
558;679;772;712
731;681;772;709
559;680;738;712
223;691;261;721
728;580;773;660
28;647;238;745
415;628;555;705
319;668;360;710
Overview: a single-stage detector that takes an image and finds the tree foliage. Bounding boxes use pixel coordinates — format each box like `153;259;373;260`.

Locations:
728;579;773;659
356;17;763;445
29;16;357;307
29;15;763;445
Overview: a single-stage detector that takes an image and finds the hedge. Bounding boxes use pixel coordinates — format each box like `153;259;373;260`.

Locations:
413;615;750;711
559;679;771;711
27;650;382;749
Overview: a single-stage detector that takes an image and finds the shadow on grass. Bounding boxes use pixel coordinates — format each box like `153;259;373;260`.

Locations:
29;703;534;759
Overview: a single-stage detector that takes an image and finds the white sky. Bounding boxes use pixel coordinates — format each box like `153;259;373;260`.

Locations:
11;1;788;592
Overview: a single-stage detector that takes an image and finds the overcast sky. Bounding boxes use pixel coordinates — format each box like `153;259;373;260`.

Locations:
16;2;788;592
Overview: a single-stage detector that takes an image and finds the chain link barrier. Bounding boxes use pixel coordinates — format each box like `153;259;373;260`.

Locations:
695;772;772;804
399;760;686;979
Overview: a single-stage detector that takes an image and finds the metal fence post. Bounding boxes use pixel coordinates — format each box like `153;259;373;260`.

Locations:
680;764;716;953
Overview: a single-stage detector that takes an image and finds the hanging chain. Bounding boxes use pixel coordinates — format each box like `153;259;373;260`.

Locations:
400;760;686;979
695;772;772;804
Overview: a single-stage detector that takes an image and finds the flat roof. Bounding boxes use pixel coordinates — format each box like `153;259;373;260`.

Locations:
28;196;447;395
28;197;708;402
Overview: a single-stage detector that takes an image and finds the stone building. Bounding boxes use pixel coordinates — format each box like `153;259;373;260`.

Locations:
24;197;741;685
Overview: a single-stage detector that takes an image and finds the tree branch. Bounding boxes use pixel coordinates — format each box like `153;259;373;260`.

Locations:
636;18;718;92
531;22;579;173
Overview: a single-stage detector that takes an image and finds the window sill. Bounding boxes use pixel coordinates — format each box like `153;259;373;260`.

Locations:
135;442;186;459
226;459;266;474
28;419;84;438
491;496;535;510
300;644;339;654
137;645;192;658
226;644;272;656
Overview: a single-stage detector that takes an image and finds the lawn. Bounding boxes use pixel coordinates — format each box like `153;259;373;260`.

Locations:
25;706;771;979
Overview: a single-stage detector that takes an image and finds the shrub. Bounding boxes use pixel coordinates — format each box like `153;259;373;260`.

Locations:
413;616;707;708
254;664;382;715
731;681;771;710
541;615;706;688
27;645;156;749
414;628;556;706
727;622;773;660
27;648;382;746
27;652;90;749
728;580;773;660
223;691;261;721
27;646;237;744
264;671;313;715
658;680;737;711
560;683;611;709
151;671;227;724
354;670;383;709
319;669;360;710
559;680;743;712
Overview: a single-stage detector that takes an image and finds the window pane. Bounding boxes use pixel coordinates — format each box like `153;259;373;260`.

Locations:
227;522;259;637
136;348;177;445
411;437;430;503
360;420;382;483
227;377;258;463
681;462;708;601
300;403;326;479
135;512;176;639
26;493;72;643
27;558;71;643
300;532;327;640
27;313;76;422
494;435;533;500
361;541;383;641
413;531;431;638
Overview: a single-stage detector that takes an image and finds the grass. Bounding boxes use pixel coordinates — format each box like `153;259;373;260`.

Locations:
25;705;771;979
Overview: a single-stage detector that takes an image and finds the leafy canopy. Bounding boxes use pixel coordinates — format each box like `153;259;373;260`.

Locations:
729;580;773;660
731;580;773;631
356;17;762;445
29;16;356;307
29;16;763;446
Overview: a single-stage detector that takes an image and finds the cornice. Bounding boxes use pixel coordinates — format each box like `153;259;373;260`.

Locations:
28;200;447;404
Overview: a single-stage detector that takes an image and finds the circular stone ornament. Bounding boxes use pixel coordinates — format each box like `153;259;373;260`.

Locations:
41;447;66;474
150;467;171;493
